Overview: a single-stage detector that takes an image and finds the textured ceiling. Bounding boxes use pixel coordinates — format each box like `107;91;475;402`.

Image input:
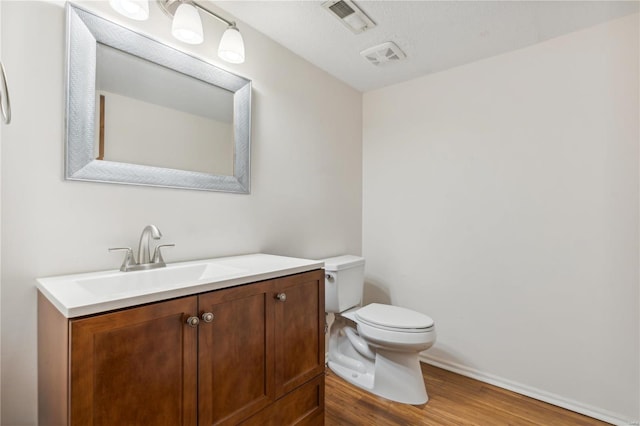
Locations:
215;1;639;92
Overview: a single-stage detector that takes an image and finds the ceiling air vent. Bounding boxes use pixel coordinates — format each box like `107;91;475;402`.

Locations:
360;42;407;66
322;0;376;34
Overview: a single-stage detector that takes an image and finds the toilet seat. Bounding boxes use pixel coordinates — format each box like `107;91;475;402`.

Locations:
355;303;434;333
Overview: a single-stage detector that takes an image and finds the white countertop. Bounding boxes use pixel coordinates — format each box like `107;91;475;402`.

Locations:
37;253;324;318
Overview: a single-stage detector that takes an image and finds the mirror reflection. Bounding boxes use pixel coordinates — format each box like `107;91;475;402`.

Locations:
95;43;235;175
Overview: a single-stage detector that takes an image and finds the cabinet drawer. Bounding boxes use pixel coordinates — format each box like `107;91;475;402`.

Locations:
240;375;324;426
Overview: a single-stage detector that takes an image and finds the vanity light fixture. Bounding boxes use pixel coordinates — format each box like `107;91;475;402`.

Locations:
165;0;245;63
109;0;245;63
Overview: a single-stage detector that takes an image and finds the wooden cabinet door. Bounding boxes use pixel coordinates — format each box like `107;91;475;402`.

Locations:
273;270;325;397
69;296;198;426
197;281;274;426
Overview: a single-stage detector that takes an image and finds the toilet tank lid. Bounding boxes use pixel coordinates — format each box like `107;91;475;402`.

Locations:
322;255;365;271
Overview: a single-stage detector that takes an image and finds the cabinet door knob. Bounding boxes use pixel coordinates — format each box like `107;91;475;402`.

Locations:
186;316;200;327
275;293;287;302
201;312;214;323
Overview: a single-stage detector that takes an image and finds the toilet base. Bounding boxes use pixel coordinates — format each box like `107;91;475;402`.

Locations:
328;319;429;405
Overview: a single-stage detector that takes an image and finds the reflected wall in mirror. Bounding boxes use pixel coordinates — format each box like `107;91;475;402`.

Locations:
66;4;251;193
96;44;235;175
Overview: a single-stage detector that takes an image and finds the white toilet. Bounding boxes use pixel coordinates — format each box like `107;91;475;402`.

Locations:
323;255;436;405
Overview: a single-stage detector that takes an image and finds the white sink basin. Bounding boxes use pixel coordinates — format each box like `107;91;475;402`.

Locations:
37;253;323;318
76;262;245;297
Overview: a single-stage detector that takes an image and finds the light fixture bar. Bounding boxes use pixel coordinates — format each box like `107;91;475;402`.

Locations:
158;0;234;26
191;2;233;27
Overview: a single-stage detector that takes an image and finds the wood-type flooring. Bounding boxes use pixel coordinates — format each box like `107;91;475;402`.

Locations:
324;363;610;425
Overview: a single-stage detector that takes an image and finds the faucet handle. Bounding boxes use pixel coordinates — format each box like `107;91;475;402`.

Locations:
109;247;136;272
152;244;175;265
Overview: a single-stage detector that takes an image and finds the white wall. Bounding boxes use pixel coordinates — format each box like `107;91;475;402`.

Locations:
363;14;638;424
0;1;362;424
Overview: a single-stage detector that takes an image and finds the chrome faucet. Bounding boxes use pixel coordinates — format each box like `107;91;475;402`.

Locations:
137;224;162;264
109;225;174;272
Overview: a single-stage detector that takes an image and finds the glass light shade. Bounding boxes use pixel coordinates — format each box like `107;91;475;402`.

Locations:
218;26;245;64
109;0;149;21
172;3;204;45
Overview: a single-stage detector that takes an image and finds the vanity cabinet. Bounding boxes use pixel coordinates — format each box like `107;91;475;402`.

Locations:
38;269;325;426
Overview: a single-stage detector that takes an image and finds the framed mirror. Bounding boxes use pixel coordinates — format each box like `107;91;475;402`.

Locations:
65;4;251;193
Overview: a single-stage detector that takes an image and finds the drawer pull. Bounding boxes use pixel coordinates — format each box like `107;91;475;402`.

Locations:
275;293;287;302
201;312;214;323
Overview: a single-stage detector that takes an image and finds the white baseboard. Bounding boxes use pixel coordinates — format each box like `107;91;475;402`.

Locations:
420;354;637;426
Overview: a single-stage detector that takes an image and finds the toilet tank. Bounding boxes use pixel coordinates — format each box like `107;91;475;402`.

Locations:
323;255;365;313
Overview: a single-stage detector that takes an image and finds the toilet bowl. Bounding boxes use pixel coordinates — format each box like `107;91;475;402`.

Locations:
323;256;437;405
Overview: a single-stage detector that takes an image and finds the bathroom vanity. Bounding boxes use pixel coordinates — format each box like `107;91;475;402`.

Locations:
37;254;325;426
